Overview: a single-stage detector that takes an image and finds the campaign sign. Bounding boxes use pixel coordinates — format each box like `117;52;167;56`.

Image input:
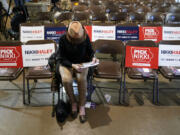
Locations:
159;44;180;66
163;27;180;40
125;46;159;69
139;26;162;43
116;26;139;41
0;46;23;68
22;43;55;67
45;26;66;44
84;26;92;42
20;26;44;43
92;26;115;42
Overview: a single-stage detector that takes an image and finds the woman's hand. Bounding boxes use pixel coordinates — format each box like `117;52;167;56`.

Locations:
92;57;99;64
72;64;83;72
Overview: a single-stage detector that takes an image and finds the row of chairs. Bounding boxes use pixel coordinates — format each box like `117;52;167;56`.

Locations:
92;39;180;105
52;11;180;26
28;1;180;24
0;40;55;105
0;39;179;106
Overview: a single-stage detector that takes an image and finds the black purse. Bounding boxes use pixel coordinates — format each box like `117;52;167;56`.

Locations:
55;89;71;123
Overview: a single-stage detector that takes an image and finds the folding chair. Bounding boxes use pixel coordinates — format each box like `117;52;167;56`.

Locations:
89;11;107;25
89;5;105;15
127;12;145;24
72;11;90;25
23;40;56;104
135;6;151;14
53;11;72;24
72;5;89;12
152;6;167;13
165;13;180;25
123;40;159;105
158;40;180;104
168;5;180;13
145;12;164;25
109;12;127;24
0;41;24;103
93;40;125;104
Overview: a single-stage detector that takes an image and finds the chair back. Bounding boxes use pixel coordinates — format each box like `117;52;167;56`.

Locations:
94;40;124;54
165;13;180;24
126;40;157;47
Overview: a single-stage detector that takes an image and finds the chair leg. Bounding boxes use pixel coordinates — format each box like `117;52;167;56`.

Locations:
23;70;26;105
94;82;106;104
156;78;159;104
119;77;123;104
27;79;30;104
153;79;156;104
87;77;95;101
123;71;127;105
52;92;55;117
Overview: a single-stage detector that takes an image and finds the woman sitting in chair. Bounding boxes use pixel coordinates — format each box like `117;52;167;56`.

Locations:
57;21;99;123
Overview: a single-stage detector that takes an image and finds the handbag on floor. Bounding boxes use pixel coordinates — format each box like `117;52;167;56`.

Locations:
55;89;71;123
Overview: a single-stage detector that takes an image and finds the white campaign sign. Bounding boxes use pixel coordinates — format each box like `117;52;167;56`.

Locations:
22;43;55;67
20;26;44;43
159;44;180;66
163;27;180;40
92;26;115;42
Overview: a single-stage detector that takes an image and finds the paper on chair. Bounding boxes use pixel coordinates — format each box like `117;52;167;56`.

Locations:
142;68;150;73
81;62;99;69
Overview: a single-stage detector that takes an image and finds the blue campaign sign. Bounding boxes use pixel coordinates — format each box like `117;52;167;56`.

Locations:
116;26;139;41
45;27;66;44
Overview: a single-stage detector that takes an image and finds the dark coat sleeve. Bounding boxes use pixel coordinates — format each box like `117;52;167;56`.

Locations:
86;35;95;61
56;37;72;67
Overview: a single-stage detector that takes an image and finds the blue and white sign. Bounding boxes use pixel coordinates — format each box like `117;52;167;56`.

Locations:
45;27;66;44
116;26;139;41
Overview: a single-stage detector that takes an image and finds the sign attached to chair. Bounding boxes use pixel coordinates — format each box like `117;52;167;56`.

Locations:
92;26;116;42
125;46;159;69
20;26;44;43
116;26;139;41
0;46;23;68
45;26;66;44
22;43;55;67
159;44;180;66
84;26;92;42
163;27;180;40
139;26;162;43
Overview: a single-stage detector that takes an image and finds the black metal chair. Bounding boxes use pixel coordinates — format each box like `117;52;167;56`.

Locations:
124;40;159;105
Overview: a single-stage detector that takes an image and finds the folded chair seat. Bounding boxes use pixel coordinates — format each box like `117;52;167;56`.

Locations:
25;66;52;79
0;68;23;80
160;66;180;79
127;68;157;79
94;61;121;79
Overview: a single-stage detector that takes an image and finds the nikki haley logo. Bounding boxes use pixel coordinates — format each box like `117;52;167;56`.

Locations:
131;47;153;63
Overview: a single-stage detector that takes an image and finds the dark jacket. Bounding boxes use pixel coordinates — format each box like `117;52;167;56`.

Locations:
56;33;94;67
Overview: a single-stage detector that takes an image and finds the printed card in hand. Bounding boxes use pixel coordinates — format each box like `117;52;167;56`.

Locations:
81;61;99;69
